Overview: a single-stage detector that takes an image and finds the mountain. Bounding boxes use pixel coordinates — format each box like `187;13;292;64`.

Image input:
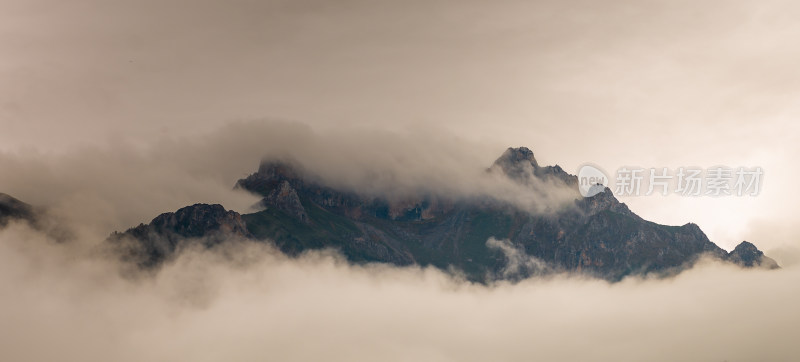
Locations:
107;147;779;282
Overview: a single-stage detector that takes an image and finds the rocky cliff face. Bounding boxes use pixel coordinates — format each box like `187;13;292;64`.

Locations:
109;147;779;281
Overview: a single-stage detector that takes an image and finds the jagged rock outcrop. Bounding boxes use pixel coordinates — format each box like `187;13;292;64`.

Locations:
263;180;308;223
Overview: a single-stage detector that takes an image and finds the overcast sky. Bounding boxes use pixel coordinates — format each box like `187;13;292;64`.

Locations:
4;2;800;361
2;0;800;254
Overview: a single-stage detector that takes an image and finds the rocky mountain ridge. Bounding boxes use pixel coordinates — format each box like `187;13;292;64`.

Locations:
108;147;779;281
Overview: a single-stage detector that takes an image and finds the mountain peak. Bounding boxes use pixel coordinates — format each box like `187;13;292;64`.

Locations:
494;147;539;168
727;241;779;269
490;147;579;190
236;160;307;197
490;147;541;182
109;203;251;268
148;203;250;239
733;240;758;252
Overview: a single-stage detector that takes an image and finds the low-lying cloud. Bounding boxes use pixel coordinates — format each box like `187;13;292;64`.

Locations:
486;237;549;280
0;220;797;362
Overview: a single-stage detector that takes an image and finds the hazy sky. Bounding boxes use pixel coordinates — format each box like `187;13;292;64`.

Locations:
2;0;800;254
3;2;800;361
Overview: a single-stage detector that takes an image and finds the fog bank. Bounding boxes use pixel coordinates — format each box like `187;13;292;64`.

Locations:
1;221;796;362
